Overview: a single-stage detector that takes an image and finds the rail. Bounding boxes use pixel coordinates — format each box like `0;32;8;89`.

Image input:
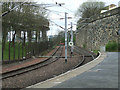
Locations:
72;46;96;69
1;46;63;79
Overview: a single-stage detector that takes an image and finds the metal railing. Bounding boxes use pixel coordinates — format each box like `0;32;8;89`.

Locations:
2;41;54;64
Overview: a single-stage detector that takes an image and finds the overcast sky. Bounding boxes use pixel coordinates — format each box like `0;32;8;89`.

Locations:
35;0;120;36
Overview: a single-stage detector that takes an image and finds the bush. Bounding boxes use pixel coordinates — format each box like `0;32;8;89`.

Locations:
118;43;120;52
83;44;86;49
93;49;99;54
0;44;2;60
106;41;118;52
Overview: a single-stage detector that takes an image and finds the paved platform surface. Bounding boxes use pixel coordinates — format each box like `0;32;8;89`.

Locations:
52;52;118;88
27;52;119;89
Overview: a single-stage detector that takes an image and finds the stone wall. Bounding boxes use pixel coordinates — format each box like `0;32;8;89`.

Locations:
76;7;120;51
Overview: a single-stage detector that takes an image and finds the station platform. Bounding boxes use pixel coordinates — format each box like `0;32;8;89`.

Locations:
27;52;119;89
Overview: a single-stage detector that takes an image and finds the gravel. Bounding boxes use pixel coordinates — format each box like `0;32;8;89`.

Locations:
2;46;96;89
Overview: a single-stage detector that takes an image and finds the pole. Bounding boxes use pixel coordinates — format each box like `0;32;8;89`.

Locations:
71;22;73;55
65;12;67;62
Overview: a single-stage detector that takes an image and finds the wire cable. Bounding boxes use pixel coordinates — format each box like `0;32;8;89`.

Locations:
2;0;29;17
61;6;75;13
43;8;64;17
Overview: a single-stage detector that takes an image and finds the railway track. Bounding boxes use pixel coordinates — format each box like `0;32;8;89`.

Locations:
2;45;98;89
2;46;63;80
74;46;95;59
71;46;96;69
2;46;96;80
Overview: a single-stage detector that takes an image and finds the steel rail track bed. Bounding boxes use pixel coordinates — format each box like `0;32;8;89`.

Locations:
71;46;96;69
2;46;96;80
1;46;63;80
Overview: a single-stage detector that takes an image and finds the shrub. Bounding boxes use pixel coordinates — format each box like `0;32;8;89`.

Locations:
118;43;120;52
106;40;118;52
93;49;99;54
83;44;86;49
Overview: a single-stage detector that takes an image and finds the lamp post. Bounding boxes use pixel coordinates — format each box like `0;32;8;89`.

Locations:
34;3;70;62
70;22;73;55
65;12;67;62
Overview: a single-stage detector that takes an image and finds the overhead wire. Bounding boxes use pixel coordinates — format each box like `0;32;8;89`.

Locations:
61;6;75;13
49;19;74;31
49;19;65;30
2;0;29;17
34;2;65;30
34;1;75;31
51;1;75;13
43;8;64;17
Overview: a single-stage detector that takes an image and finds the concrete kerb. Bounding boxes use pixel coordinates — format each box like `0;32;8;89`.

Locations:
26;51;107;88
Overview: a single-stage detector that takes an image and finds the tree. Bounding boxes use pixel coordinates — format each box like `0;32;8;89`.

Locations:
76;0;105;18
2;2;49;49
57;31;65;43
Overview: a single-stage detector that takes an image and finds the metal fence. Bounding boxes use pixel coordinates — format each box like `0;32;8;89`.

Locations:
2;41;54;64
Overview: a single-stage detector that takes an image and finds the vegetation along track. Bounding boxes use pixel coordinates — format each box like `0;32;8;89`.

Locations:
2;46;63;80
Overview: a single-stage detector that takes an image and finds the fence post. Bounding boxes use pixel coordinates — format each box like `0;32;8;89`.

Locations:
25;43;27;59
13;42;15;60
9;41;10;61
2;42;3;61
22;42;23;59
31;43;33;56
18;43;20;60
26;44;28;58
29;42;31;58
28;43;30;58
38;42;40;55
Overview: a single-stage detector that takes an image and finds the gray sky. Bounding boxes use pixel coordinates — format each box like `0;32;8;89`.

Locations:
35;0;120;36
